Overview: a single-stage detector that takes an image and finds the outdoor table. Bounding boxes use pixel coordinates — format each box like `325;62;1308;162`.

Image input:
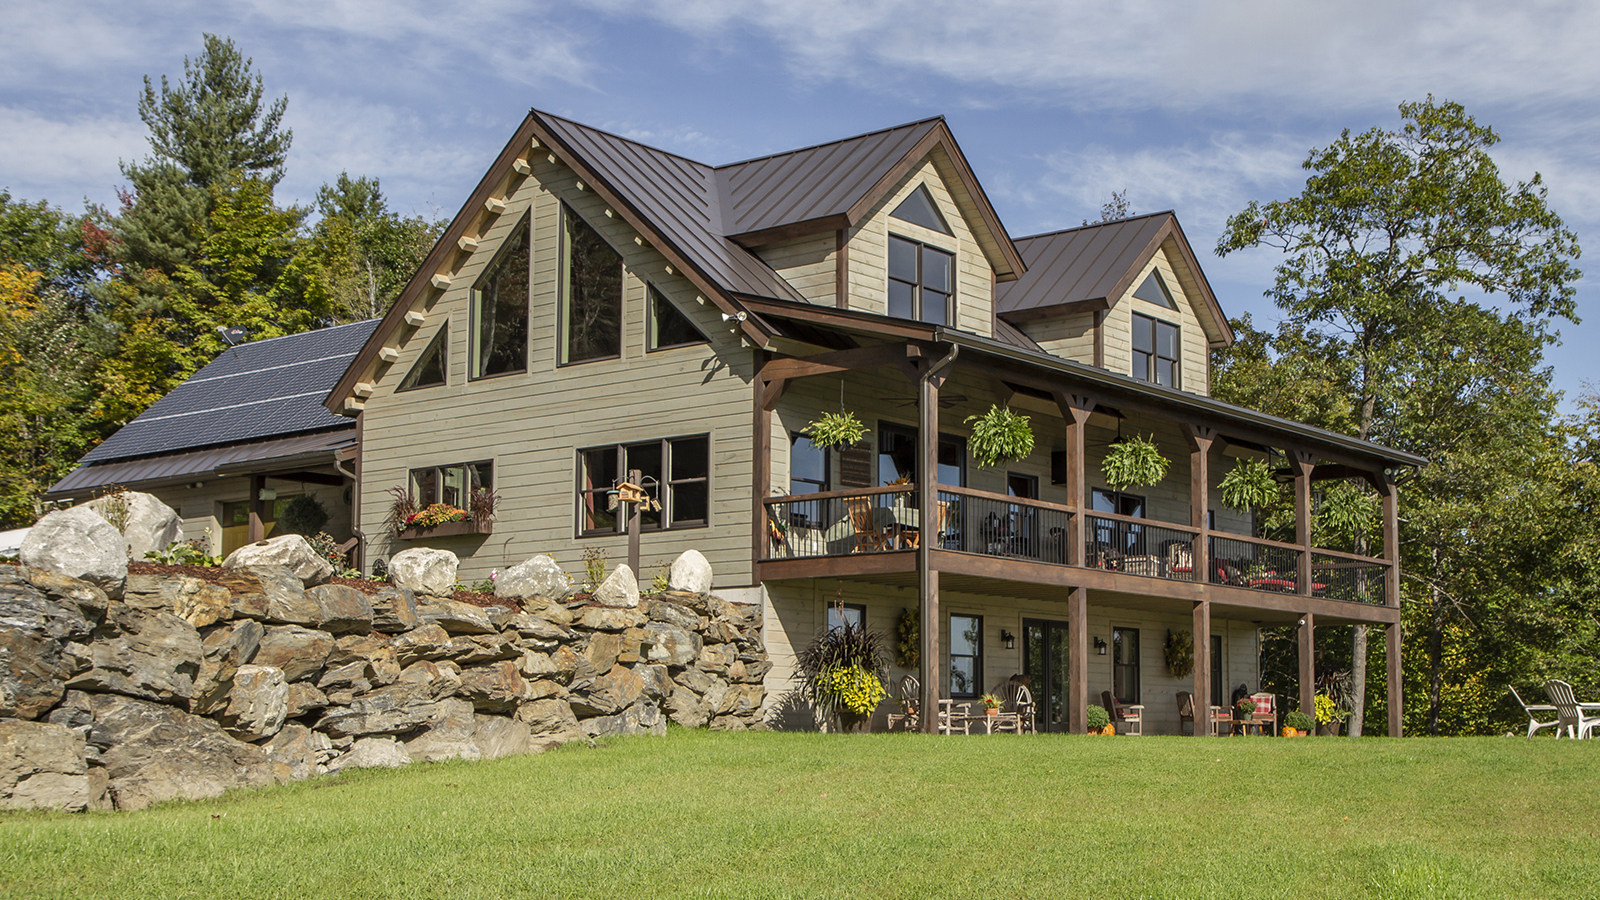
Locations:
961;712;1021;734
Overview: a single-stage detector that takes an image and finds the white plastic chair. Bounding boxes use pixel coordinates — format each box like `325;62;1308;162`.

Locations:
1544;680;1600;739
1510;686;1559;738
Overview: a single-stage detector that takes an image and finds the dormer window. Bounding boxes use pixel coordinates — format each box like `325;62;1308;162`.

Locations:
1132;313;1179;387
889;184;952;235
1132;270;1176;309
888;235;953;326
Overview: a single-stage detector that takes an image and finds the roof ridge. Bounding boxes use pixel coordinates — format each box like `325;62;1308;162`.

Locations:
533;109;714;170
1014;210;1175;243
712;116;945;170
213;318;379;352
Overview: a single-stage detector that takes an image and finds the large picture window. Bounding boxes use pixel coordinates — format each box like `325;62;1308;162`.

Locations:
950;614;982;698
472;218;530;379
888;235;954;326
577;435;709;535
1131;313;1179;388
562;205;623;364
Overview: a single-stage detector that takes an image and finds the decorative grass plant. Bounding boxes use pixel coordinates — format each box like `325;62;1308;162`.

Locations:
964;404;1035;468
1101;434;1169;490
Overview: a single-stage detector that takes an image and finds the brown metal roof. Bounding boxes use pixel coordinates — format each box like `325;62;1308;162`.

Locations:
49;430;355;495
992;316;1045;353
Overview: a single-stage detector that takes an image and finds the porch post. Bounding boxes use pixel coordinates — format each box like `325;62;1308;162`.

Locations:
918;363;942;733
1053;392;1095;568
1387;622;1403;737
1380;473;1400;608
1192;600;1211;737
248;474;266;544
1298;612;1315;719
1290;450;1315;595
752;350;771;585
1068;586;1088;733
1184;425;1215;586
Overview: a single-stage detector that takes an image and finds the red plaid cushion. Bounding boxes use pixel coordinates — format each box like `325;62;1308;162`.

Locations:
1250;693;1275;716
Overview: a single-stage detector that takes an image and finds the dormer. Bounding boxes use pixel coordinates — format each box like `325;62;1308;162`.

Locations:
994;212;1232;396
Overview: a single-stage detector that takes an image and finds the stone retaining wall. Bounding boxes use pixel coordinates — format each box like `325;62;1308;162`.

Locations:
0;563;767;812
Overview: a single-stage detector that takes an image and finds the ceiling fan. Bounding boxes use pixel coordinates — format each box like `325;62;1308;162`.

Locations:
892;393;968;410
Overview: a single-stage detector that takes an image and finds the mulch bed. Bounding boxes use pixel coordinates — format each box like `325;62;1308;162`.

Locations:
130;561;521;610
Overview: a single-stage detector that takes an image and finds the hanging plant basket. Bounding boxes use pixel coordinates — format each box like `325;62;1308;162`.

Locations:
1165;630;1194;678
1101;434;1169;491
1219;459;1279;511
804;411;868;451
1315;481;1378;542
964;404;1035;468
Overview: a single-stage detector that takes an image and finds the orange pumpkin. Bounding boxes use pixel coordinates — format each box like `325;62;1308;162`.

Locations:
1283;726;1298;737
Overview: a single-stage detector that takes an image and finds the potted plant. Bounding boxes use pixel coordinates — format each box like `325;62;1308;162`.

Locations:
1314;693;1346;736
803;410;868;451
1283;710;1313;737
795;614;890;733
1102;434;1169;491
1234;696;1257;730
1085;704;1111;735
979;693;1003;717
1219;458;1279;512
964;404;1034;468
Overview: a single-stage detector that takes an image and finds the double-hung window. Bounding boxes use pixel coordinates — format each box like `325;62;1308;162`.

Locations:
472;217;529;379
1131;313;1179;387
949;614;982;698
561;204;623;364
827;603;866;632
888;235;954;326
1113;626;1140;704
577;436;710;535
410;461;493;509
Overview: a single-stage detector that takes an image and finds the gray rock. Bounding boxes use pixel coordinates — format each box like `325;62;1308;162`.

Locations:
473;714;544;758
582;700;666;737
397;660;464;699
190;619;264;715
388;548;458;597
449;632;520;666
212;569;270;620
233;566;320;625
459;661;533;712
308;584;373;633
263;723;316;781
519;651;558;678
665;686;710;728
315;682;445;738
505;612;574;645
416;597;497;635
634;663;672;701
252;625;334;683
643;622;701;668
85;491;180;560
645;599;701;631
328;634;400;686
592;564;640;608
518;597;574;626
283;682;328;719
703;620;742;644
0;567;96;719
569;664;644;718
19;506;127;598
547;646;582;681
0;721;93;812
87;693;271;811
392;623;453;665
402;698;479;762
329;736;411;772
223;535;334;587
579;632;625;677
44;690;94;730
696;643;736;674
673;666;717;696
221;665;288;741
317;661;373;699
18;567;109;620
124;574;232;627
574;605;646;633
369;585;419;633
515;699;582;737
68;606;202;703
716;683;766;718
494;554;570;601
667;549;712;594
732;656;773;684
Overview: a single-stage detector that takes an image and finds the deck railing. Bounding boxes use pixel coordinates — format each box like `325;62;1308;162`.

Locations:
1312;551;1388;605
1209;533;1304;593
936;486;1075;564
764;486;915;559
1083;511;1199;582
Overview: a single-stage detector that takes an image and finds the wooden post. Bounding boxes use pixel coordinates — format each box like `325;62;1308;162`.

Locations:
1068;586;1088;733
1380;472;1400;608
1387;622;1403;737
1053;393;1095;567
752;349;771;585
918;367;941;733
248;474;266;544
1290;450;1315;595
1192;600;1211;737
626;467;642;576
1299;612;1315;719
1184;425;1215;587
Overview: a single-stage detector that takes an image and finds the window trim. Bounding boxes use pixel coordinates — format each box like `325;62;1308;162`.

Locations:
1131;312;1180;388
949;613;983;699
575;434;711;537
789;431;830;494
646;283;710;352
408;460;493;509
397;322;450;393
1112;626;1140;705
557;202;624;368
469;213;531;382
887;233;955;326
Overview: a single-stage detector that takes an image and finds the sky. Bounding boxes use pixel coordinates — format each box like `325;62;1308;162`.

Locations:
4;0;1598;405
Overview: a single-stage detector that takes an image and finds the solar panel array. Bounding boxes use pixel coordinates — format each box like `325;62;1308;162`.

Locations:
82;320;379;463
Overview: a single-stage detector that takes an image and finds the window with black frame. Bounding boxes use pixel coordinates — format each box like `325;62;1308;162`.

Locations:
577;436;709;535
789;433;829;494
1091;488;1145;564
949;614;982;698
561;205;623;364
648;285;708;350
1113;627;1140;704
827;603;866;632
1131;313;1179;387
409;461;492;509
877;422;966;487
887;235;954;326
472;218;529;379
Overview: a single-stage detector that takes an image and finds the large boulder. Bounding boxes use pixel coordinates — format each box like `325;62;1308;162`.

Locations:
220;665;288;741
392;623;453;665
252;625;334;683
515;699;582;738
67;606;203;704
369;585;419;633
568;664;644;718
328;736;412;773
582;700;666;738
416;597;497;635
190;619;265;715
643;622;701;668
314;682;447;739
0;567;96;719
19;506;127;598
0;721;95;812
263;723;317;781
307;584;373;633
473;714;546;758
667;550;713;594
458;661;532;713
231;566;320;625
495;555;570;601
223;535;334;587
592;564;640;608
388;548;458;597
402;698;480;762
87;693;272;811
85;491;180;560
665;686;711;729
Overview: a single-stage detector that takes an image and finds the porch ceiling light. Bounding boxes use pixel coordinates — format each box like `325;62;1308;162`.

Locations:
1094;636;1107;655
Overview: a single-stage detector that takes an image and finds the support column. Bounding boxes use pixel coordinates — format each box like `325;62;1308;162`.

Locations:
1380;473;1400;608
1184;425;1215;585
1192;600;1211;736
1053;393;1095;567
1068;586;1088;733
918;365;942;733
248;474;266;544
751;350;771;585
1290;450;1315;595
1299;612;1316;718
1387;622;1403;737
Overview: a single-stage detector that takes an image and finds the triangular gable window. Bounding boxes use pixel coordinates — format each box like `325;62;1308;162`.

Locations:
889;184;953;235
399;325;448;390
1132;270;1176;309
649;285;709;350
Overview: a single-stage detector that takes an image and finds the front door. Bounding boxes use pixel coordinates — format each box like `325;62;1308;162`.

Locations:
1023;618;1072;733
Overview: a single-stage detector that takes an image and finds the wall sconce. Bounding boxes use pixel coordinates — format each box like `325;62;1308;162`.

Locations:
1094;636;1108;656
1001;629;1015;651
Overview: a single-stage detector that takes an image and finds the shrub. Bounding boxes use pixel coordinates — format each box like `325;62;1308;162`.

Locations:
1085;705;1110;732
582;547;607;590
896;607;919;669
1219;458;1279;511
803;411;868;451
1101;435;1169;490
279;495;330;536
1284;710;1314;732
1164;630;1194;677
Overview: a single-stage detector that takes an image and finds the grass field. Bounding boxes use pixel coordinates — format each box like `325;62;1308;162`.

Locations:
3;729;1596;899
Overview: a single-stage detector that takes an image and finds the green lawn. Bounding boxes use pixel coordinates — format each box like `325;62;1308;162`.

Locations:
3;730;1595;899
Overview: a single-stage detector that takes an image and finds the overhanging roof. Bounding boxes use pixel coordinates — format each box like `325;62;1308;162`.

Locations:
49;430;355;496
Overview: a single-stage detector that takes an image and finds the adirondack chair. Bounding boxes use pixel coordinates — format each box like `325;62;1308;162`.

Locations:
1509;686;1559;738
1543;679;1600;739
1002;681;1037;734
843;496;893;553
887;675;920;732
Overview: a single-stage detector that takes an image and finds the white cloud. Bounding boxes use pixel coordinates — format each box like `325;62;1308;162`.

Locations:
0;108;146;209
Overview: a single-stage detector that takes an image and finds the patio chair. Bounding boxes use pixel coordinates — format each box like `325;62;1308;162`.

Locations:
1177;691;1197;735
1543;679;1600;739
1100;691;1143;735
1003;681;1037;734
843;496;893;553
1509;687;1559;738
937;699;972;735
1249;692;1278;736
1167;543;1195;581
887;675;920;732
902;500;951;550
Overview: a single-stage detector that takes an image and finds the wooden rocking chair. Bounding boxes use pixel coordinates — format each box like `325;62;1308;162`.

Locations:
887;675;921;732
844;495;893;553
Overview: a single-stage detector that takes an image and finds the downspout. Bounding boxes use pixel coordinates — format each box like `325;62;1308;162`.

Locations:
333;455;365;574
917;342;960;732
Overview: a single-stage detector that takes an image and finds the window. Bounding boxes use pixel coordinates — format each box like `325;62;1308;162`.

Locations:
409;461;492;509
561;205;623;364
827;603;866;632
888;235;954;326
648;285;708;350
1112;627;1140;704
1132;270;1176;309
950;614;982;698
1092;488;1145;557
1132;313;1179;387
1092;489;1145;518
472;217;529;379
577;435;709;535
399;325;448;391
877;422;966;487
1210;634;1224;707
790;432;829;494
889;184;952;235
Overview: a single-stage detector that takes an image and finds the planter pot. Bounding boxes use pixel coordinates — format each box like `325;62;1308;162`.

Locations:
397;520;493;540
1315;722;1341;736
986;708;1000;717
836;711;871;733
